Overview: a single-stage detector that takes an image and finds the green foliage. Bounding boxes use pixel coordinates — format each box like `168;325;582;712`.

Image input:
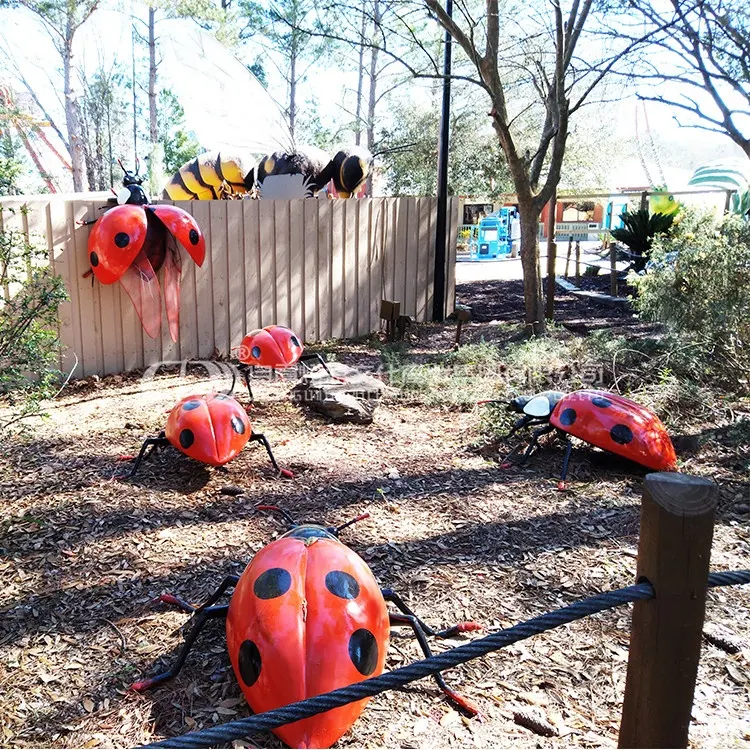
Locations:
378;99;513;197
611;208;675;270
0;208;67;431
158;90;201;175
631;208;750;381
0;130;25;196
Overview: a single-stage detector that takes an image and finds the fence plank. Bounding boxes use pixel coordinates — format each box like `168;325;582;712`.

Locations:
226;202;245;352
274;199;291;328
416;197;431;322
177;201;199;363
303;200;318;341
425;197;436;320
258;200;276;327
318;200;332;340
446;197;459;316
289;200;305;339
330;200;345;340
357;199;371;336
191;201;214;359
393;198;409;312
243;200;261;334
71;201;103;376
210;200;229;357
344;199;358;338
369;199;384;334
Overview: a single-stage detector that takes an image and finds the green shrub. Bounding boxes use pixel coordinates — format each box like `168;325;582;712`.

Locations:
631;209;750;384
0;211;67;431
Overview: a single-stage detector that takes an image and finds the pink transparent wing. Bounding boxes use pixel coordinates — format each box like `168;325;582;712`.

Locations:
119;249;162;339
163;242;183;343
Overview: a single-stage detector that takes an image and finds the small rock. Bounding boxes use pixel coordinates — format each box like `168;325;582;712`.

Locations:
386;467;400;479
291;362;385;424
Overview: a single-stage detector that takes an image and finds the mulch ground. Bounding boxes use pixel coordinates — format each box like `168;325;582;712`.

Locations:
1;278;748;749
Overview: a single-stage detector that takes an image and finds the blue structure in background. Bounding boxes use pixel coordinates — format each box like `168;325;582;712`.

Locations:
469;207;513;259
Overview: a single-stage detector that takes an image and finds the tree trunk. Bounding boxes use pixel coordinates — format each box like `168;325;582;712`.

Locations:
354;4;366;146
518;199;546;335
288;38;297;138
63;40;85;191
365;0;380;194
148;5;158;149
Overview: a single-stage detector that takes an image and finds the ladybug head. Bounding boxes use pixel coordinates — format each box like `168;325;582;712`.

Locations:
257;504;369;540
512;391;566;419
118;157;144;187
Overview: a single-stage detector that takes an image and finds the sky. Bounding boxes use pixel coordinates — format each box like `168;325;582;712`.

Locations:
0;0;746;195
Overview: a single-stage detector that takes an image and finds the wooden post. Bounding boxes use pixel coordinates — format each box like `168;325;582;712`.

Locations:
610;241;618;297
545;193;557;320
564;237;572;278
640;191;649;213
454;307;471;348
574;240;581;284
618;473;718;749
724;190;732;214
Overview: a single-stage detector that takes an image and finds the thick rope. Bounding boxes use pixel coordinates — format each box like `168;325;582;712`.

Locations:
142;570;750;749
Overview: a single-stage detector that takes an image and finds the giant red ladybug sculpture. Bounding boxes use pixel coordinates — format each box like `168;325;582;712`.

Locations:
83;160;205;342
236;324;340;400
127;392;292;477
132;508;481;747
483;389;678;490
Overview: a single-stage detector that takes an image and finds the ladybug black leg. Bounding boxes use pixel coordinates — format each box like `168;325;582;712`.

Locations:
517;424;555;465
130;604;229;692
298;352;343;382
127;434;169;477
388;611;480;717
151;575;241;614
237;363;254;401
558;437;574;491
382;589;480;638
249;433;293;478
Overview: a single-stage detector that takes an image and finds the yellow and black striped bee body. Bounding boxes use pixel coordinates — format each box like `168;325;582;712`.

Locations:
163;145;373;199
162;152;255;200
255;146;333;196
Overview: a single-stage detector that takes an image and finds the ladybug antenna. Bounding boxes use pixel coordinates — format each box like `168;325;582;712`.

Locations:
334;512;370;535
254;504;297;526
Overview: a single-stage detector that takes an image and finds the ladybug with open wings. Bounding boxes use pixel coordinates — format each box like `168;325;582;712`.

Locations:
236;324;341;400
126;392;292;478
132;506;481;748
83;159;206;342
482;389;677;490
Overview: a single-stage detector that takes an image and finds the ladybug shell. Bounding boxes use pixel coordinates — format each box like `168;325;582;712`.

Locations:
238;325;303;368
88;205;148;284
147;205;206;267
164;393;250;466
226;529;390;748
549;390;677;471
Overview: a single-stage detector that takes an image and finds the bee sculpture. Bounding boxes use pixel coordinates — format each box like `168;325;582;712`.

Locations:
163;145;372;200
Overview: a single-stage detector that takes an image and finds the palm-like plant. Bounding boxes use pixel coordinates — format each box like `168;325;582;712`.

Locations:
611;209;675;271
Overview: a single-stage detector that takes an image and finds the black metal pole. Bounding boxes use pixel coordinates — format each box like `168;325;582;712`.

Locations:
432;0;453;322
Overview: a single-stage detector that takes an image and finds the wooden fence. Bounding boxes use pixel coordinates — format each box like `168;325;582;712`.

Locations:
0;195;458;377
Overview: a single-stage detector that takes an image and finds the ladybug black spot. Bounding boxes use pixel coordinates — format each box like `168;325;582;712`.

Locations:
610;424;634;445
189;228;200;245
114;232;130;248
231;415;246;435
238;640;262;687
592;396;612;408
349;629;378;676
182;400;201;411
559;408;577;426
179;429;195;449
325;570;360;600
290;335;300;347
251;346;261;359
253;568;292;599
90;251;99;267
